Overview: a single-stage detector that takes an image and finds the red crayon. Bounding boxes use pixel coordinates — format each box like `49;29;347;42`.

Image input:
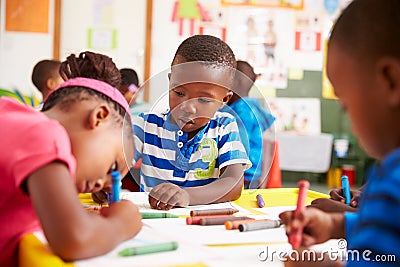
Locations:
289;180;310;249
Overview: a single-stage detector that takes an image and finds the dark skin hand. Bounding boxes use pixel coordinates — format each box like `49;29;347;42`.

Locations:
329;188;361;207
279;208;344;247
148;164;244;210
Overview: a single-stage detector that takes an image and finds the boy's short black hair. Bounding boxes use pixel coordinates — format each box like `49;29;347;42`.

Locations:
330;0;400;63
31;60;61;92
173;35;237;70
120;68;139;86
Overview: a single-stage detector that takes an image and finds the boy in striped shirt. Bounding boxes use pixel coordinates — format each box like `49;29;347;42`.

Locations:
133;35;251;210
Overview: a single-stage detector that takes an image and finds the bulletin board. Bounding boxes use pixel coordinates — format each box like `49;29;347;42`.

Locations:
5;0;49;33
221;0;304;10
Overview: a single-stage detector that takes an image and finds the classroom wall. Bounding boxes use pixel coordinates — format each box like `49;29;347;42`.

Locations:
0;0;55;97
0;0;146;100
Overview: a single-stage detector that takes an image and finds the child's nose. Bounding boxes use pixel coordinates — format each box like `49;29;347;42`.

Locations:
179;99;196;114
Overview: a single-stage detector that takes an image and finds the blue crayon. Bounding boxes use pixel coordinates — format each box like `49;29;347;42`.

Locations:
341;175;351;205
256;194;265;208
110;171;121;204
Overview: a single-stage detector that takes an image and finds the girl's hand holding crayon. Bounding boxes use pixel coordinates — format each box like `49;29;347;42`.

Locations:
149;183;190;210
100;200;142;238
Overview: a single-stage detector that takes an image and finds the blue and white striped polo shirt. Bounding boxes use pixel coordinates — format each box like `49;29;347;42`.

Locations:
133;109;251;192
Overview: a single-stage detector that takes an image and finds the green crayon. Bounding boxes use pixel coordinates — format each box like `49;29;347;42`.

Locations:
140;212;180;219
118;241;179;256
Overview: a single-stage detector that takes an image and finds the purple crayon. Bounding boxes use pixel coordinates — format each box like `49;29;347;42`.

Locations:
256;194;265;208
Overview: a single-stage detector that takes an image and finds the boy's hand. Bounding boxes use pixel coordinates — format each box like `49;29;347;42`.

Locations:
309;198;357;213
100;200;142;238
330;188;360;207
279;208;344;247
148;183;190;210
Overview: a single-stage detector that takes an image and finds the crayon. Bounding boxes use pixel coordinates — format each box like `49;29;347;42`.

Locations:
225;219;256;230
110;171;121;204
341;175;351;205
289;180;310;249
140;212;180;219
187;215;234;225
84;205;102;213
118;241;178;257
190;208;239;217
238;219;281;232
256;194;265;208
199;216;252;226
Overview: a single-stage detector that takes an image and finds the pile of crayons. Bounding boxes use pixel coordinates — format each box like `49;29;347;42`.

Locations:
184;207;282;232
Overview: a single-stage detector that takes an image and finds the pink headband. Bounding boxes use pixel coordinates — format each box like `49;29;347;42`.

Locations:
46;77;131;122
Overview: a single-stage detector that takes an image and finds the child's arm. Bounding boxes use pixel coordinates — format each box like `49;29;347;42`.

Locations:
27;161;142;261
148;163;244;210
309;198;357;213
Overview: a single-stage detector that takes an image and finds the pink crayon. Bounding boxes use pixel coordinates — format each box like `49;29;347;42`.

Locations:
289;180;310;249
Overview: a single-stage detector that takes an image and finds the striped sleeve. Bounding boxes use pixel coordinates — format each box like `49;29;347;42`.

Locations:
132;113;145;163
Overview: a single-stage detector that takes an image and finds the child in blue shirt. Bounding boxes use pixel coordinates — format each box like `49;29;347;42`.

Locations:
279;0;400;266
222;60;275;189
133;35;250;210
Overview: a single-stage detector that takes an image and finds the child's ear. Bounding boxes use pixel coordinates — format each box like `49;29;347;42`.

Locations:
378;57;400;107
88;104;111;129
46;78;55;90
222;91;233;104
168;73;171;81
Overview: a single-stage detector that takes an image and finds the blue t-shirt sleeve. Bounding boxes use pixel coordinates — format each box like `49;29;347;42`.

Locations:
345;156;400;267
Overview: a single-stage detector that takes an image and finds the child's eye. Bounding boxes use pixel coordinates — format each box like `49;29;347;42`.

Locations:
198;98;212;103
173;89;184;97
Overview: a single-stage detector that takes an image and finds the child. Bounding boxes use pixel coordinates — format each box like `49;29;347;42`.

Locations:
280;0;400;266
119;68;151;117
133;35;250;210
0;51;142;266
222;60;275;189
31;59;64;105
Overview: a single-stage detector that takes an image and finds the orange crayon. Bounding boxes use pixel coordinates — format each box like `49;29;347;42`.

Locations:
225;219;256;230
289;180;310;249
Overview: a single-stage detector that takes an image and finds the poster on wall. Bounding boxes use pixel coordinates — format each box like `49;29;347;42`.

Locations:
221;0;304;10
294;12;323;52
226;7;292;89
268;97;321;134
5;0;49;33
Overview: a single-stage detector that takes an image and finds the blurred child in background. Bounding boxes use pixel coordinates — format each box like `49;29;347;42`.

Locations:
31;59;64;109
223;60;275;189
119;68;151;118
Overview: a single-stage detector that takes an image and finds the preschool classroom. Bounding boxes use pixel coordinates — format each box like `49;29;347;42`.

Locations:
0;0;377;266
